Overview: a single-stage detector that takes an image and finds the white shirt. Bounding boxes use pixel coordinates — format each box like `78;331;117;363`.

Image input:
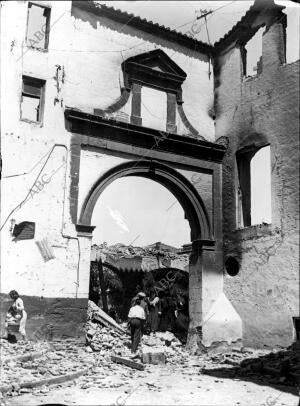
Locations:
128;305;146;320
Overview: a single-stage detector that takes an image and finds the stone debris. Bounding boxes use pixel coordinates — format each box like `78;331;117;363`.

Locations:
85;320;130;354
0;338;95;397
1;306;299;400
87;300;126;335
141;331;188;365
142;349;166;365
92;241;186;262
200;346;300;387
111;355;145;370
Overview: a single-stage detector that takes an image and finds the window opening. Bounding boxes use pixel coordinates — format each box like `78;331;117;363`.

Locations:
26;3;51;50
237;145;271;227
140;87;167;131
21;76;45;123
244;27;264;76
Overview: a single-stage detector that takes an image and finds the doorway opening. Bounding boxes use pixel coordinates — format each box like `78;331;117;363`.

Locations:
88;175;191;342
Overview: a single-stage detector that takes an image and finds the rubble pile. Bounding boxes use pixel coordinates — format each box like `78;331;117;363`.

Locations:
86;302;188;366
85;321;130;353
0;338;96;397
91;241;190;271
86;301;189;365
200;347;300;387
85;301;191;368
1;300;298;400
238;347;300;385
141;331;189;365
86;300;130;354
93;241;181;259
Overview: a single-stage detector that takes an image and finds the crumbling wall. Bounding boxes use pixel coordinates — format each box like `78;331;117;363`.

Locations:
215;20;300;347
0;1;88;338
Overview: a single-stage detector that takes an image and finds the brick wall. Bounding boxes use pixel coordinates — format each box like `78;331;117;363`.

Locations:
215;21;300;347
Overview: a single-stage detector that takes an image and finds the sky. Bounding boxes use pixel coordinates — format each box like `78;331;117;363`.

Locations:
99;0;299;62
91;1;299;248
91;177;190;248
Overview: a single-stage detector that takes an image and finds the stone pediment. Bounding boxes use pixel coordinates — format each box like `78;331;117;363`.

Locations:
121;49;187;94
122;49;186;81
93;49;209;140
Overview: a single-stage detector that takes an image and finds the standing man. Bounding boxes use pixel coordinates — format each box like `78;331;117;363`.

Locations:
128;297;146;357
137;292;150;333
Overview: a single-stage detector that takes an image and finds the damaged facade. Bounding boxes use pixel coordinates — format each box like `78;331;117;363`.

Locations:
1;0;299;351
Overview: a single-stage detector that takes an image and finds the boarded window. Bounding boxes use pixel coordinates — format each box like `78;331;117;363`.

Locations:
21;76;45;123
26;3;51;50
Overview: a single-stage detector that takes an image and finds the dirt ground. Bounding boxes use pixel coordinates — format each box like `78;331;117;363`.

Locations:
2;365;299;406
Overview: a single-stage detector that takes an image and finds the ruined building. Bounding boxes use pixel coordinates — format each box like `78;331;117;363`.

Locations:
1;0;299;350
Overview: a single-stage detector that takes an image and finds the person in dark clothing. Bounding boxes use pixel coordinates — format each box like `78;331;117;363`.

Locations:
159;290;176;332
174;296;189;343
166;294;176;332
128;297;146;357
149;289;161;332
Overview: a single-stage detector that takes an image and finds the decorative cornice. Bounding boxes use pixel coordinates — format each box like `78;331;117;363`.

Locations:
64;108;227;163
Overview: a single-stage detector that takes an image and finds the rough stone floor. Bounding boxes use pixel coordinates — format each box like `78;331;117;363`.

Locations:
0;338;299;406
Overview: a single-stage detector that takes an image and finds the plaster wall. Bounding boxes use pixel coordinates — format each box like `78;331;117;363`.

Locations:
67;5;215;140
1;0;215;339
1;0;214;297
215;22;299;347
1;1;79;300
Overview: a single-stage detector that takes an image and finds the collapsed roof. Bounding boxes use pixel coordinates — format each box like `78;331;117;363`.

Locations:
91;242;189;273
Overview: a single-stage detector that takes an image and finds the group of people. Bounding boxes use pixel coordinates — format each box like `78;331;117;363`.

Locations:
3;287;188;356
127;289;189;357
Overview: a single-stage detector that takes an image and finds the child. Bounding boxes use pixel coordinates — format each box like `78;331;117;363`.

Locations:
128;297;145;357
5;290;27;341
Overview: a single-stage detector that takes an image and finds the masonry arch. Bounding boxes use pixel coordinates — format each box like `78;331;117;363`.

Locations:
78;160;212;242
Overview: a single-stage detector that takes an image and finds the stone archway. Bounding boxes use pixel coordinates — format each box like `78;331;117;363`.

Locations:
66;108;242;351
77;159;215;351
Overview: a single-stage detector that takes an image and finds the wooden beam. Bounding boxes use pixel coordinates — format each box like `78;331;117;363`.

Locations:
111;355;145;370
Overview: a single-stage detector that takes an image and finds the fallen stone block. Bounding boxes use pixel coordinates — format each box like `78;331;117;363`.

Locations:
142;349;166;365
